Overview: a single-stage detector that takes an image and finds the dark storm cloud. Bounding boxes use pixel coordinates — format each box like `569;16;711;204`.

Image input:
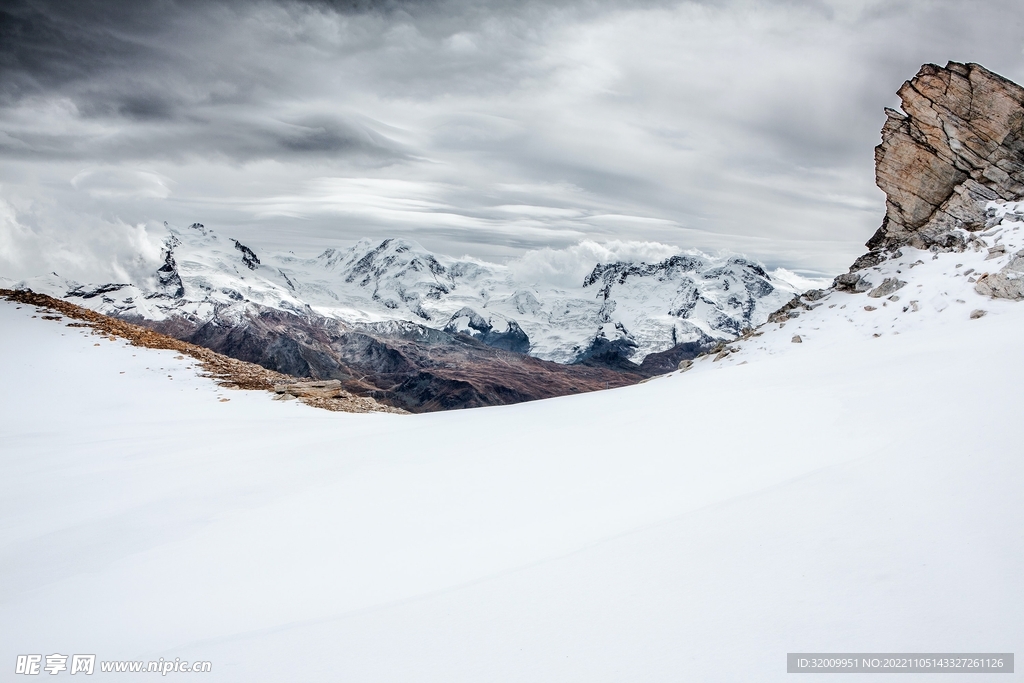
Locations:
0;0;423;162
0;0;173;100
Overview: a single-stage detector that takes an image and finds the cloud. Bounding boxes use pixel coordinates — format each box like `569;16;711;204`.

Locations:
1;0;1024;282
0;193;165;283
71;168;173;199
509;239;685;288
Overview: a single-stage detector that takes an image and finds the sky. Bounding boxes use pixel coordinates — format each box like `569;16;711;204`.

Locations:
2;0;1024;284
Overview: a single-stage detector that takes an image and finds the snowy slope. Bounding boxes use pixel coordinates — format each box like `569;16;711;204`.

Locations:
1;219;1021;681
708;201;1024;364
12;225;805;364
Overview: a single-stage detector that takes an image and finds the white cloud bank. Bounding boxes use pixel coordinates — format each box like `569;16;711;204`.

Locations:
0;194;164;284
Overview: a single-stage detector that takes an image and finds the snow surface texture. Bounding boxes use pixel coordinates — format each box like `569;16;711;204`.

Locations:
11;226;807;364
1;212;1021;681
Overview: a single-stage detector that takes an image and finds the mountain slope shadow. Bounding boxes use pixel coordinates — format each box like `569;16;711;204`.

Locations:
141;306;644;413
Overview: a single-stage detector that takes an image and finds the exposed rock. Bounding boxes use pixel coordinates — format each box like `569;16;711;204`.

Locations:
867;277;907;298
768;288;834;323
970;309;988;319
273;380;344;398
866;62;1024;253
442;307;530;354
572;334;642;372
802;288;828;301
849;251;889;271
637;337;713;375
975;250;1024;300
676;359;693;372
155;237;184;298
66;283;129;300
232;240;261;270
833;272;872;293
791;335;802;343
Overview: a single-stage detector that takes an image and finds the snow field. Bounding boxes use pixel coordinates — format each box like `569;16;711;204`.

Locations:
1;233;1022;680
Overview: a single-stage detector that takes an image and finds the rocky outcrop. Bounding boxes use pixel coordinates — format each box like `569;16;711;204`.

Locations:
233;240;261;270
636;338;712;375
975;249;1024;300
442;307;531;354
867;62;1024;254
831;62;1024;294
572;334;641;372
155;236;185;298
826;60;1024;306
867;277;906;298
273;379;344;398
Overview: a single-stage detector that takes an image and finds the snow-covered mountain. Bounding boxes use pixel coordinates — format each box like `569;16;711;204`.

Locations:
12;224;802;365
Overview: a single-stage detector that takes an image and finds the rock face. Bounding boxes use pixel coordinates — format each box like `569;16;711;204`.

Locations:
867;62;1024;253
832;62;1024;301
442;307;531;354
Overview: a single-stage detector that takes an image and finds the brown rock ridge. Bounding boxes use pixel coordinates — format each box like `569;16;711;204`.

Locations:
0;288;403;414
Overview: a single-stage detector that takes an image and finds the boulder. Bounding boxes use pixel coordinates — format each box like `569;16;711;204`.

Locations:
834;272;872;292
975;249;1024;300
867;278;907;298
272;379;344;398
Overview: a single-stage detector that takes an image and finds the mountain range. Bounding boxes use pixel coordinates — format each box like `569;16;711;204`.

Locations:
7;228;804;410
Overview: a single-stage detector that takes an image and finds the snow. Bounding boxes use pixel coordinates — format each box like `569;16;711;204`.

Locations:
13;227;802;365
2;222;1022;680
